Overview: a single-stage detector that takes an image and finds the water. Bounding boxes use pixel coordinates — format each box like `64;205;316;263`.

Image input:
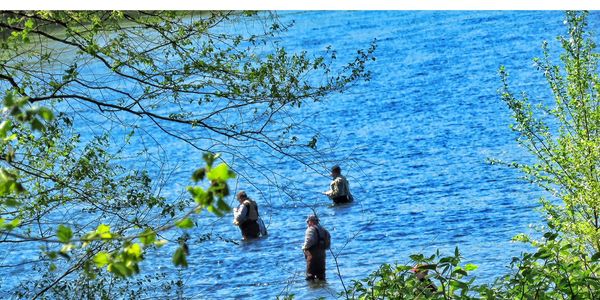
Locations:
3;10;596;299
162;11;568;299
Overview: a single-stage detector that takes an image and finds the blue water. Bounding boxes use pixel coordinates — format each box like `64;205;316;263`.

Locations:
161;11;569;299
3;10;597;299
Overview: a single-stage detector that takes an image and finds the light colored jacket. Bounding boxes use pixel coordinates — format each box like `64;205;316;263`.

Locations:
233;200;258;225
302;225;326;250
325;175;350;199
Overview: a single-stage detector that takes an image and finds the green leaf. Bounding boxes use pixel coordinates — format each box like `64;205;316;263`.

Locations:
96;224;112;239
139;229;156;246
30;118;44;132
109;262;129;277
191;168;206;182
126;243;142;258
175;218;194;229
3;92;15;107
591;252;600;262
409;254;424;262
24;18;34;29
543;232;558;241
418;264;437;270
464;263;478;271
216;198;230;212
449;280;468;290
0;120;11;138
4;133;17;142
439;257;453;264
94;252;111;267
188;186;209;205
207;163;235;181
207;205;222;216
60;243;74;254
56;225;73;243
45;251;58;260
172;247;188;268
10;218;20;227
2;218;21;230
202;152;219;167
38;107;54;121
4;198;20;207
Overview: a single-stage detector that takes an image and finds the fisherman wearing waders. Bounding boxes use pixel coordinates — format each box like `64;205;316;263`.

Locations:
232;191;260;239
302;215;330;281
323;165;353;204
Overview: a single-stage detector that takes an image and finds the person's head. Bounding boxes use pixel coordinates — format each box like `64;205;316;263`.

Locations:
236;190;248;203
330;165;341;177
411;264;429;281
306;214;319;226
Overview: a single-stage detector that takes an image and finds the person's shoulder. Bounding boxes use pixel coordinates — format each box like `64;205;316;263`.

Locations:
334;176;347;183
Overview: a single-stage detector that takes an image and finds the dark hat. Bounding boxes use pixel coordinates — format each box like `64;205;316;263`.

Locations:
330;165;341;174
236;190;248;200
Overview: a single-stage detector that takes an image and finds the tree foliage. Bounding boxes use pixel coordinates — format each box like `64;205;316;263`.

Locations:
344;229;600;299
345;248;478;300
0;11;375;298
496;11;600;251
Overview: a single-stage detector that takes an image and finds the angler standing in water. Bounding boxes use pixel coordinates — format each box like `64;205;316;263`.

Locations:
302;215;331;281
232;191;260;239
323;165;353;204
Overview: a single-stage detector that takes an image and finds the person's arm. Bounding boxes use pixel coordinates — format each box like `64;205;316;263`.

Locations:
302;227;317;250
233;204;248;225
325;178;342;198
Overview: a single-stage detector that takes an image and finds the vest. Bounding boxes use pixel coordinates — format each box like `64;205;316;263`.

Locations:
243;200;259;221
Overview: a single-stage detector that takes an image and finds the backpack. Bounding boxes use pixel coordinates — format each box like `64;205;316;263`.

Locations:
316;226;331;250
243;200;259;221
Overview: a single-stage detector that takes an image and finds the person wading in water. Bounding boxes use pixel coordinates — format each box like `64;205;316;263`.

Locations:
232;191;260;239
323;165;353;204
302;214;330;281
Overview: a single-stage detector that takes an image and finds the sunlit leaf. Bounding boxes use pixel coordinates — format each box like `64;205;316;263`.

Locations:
207;163;235;181
94;252;111;267
464;263;478;272
96;224;112;239
60;243;74;254
0;120;11;138
126;243;142;258
4;133;17;142
175;218;194;229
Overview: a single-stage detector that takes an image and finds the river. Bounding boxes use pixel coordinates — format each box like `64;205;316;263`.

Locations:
162;11;573;299
4;10;596;299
